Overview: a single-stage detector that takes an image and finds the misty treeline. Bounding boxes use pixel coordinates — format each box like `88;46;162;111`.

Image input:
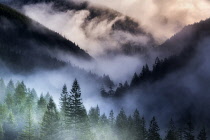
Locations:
101;49;192;97
0;78;207;140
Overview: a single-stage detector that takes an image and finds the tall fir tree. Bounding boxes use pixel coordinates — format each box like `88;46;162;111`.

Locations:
148;117;161;140
183;119;194;140
3;112;17;140
60;84;69;128
6;80;15;95
142;117;148;140
109;110;115;127
165;119;178;140
115;108;128;140
37;94;47;118
133;109;142;140
40;98;60;140
0;78;6;102
14;81;27;114
88;105;100;126
67;79;92;140
18;107;36;140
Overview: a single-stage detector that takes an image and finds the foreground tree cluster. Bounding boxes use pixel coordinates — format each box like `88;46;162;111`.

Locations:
0;78;207;140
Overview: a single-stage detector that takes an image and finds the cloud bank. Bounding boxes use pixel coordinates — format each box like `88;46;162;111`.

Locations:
80;0;210;43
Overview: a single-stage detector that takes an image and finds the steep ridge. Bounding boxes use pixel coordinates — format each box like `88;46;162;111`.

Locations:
0;3;91;73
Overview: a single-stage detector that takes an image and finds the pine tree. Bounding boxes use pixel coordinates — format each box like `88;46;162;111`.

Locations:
40;98;60;140
142;117;148;140
109;110;115;127
37;94;47;113
60;84;68;114
6;80;15;95
18;107;36;140
99;113;109;126
165;119;178;140
130;73;139;87
26;89;37;110
127;115;134;140
14;81;27;114
116;108;128;140
148;117;161;140
60;84;69;128
101;86;108;97
0;78;6;102
197;127;207;140
133;109;142;140
3;112;17;140
30;89;38;101
88;105;100;126
183;119;194;140
45;92;51;103
5;91;14;110
68;79;92;140
0;103;8;122
108;86;114;96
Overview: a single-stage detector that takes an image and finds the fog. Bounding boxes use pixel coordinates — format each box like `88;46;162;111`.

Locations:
77;0;210;43
1;0;210;135
113;38;210;131
17;1;210;129
22;3;151;56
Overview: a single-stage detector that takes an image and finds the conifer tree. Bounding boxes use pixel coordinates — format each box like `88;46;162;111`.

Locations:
14;81;27;113
183;119;194;140
148;117;161;140
142;117;148;140
40;98;60;140
6;80;15;95
99;113;109;126
133;109;142;140
18;107;36;140
127;115;134;139
116;108;128;140
45;92;51;103
165;119;178;140
68;79;92;140
100;86;107;97
3;112;17;140
37;94;47;113
197;127;207;140
0;78;6;102
60;84;69;129
88;105;100;126
5;91;14;110
60;84;68;114
109;110;115;127
130;73;139;87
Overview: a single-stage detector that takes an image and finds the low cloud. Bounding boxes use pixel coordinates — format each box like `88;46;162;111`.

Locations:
76;0;210;43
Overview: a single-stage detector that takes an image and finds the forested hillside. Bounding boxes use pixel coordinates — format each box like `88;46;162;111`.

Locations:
6;0;156;55
103;17;210;97
0;78;207;140
0;3;91;73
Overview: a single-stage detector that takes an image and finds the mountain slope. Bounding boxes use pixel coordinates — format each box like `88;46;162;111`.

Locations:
6;0;156;55
0;3;91;73
100;17;210;128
